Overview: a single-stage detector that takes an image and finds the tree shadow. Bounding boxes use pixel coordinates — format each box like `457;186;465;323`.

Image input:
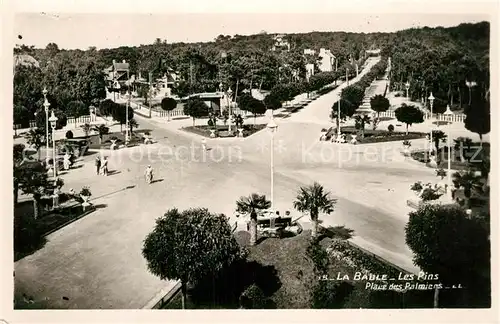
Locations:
14;201;48;262
189;259;282;309
319;225;355;240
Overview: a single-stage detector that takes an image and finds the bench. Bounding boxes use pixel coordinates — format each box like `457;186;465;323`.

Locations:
257;217;292;229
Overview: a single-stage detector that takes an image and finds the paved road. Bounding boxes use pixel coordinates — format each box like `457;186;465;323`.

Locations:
15;57;438;309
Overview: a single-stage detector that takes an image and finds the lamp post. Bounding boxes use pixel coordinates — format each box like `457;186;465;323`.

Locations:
465;80;477;105
48;111;58;178
428;92;435;154
267;118;278;224
443;106;454;202
337;91;341;137
405;81;410;98
126;91;131;143
42;87;50;160
227;88;233;133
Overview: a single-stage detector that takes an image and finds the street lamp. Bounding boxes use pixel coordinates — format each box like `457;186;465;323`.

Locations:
126;91;131;143
337;92;341;137
443;106;454;202
405;81;410;98
48;111;58;178
267;118;278;224
465;80;477;105
428;92;435;154
42;87;50;160
227;88;233;133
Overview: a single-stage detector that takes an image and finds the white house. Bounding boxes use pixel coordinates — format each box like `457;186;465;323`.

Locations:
271;34;291;51
303;49;316;55
318;48;336;72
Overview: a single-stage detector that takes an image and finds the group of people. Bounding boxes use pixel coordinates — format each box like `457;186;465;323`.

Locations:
94;156;109;176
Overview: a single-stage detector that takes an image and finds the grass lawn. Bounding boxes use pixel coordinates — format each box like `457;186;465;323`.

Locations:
182;124;267;138
411;142;490;170
14;198;96;261
163;227;435;309
336;126;427;144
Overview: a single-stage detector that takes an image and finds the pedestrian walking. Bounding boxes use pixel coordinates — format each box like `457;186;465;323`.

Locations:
101;156;109;176
95;156;101;175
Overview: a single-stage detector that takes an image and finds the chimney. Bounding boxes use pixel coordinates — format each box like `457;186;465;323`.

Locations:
138;71;142;80
113;59;116;64
123;59;126;63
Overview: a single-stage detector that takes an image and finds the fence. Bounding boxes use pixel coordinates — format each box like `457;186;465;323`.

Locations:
67;115;92;125
378;111;466;122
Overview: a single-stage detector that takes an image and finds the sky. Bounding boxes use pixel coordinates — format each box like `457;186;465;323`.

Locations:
13;11;490;50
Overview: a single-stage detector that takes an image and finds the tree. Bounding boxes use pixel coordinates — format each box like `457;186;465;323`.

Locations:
429;130;447;161
370;94;390;118
161;97;178;121
263;93;282;110
452;170;483;209
236;193;271;246
81;123;91;138
184;98;209;126
24;129;45;160
67;101;88;118
65;130;74;139
293;183;337;238
331;98;356;134
91;124;109;144
239;96;266;126
142;208;241;309
111;104;134;131
394;104;424;134
464;99;490;145
405;204;489;307
13;144;26;204
354;115;371;139
341;85;364;109
18;162;50;219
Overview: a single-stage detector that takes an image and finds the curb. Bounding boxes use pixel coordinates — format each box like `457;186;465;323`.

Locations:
141;281;182;309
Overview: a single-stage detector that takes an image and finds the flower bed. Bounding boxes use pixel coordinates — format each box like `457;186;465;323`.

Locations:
182;124;267;138
339;126;427;144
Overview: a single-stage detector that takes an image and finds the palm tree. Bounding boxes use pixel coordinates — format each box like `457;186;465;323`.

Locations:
354;115;371;139
452;170;482;209
236;193;271;246
293;182;337;238
91;124;109;144
81;123;91;138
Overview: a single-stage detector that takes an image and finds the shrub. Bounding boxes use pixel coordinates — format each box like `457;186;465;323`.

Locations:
311;281;354;309
306;240;329;274
80;186;92;197
65;130;74;139
420;187;442;201
410;181;423;192
239;284;268;309
387;124;395;133
402;140;411;146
